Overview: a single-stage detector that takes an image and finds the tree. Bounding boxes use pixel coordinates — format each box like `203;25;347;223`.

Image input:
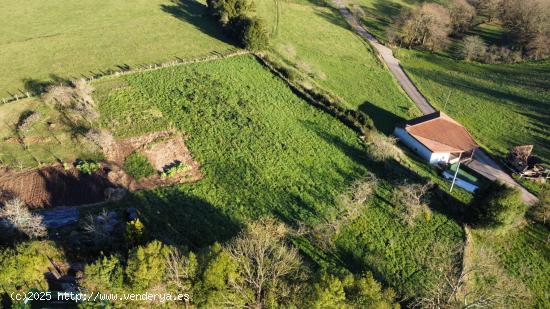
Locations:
467;0;502;22
462;35;487;61
0;199;46;242
395;3;452;51
83;254;124;293
526;32;550;60
225;218;304;308
207;0;255;24
306;273;347;308
365;131;403;162
470;182;527;228
448;0;476;35
500;0;550;56
126;240;171;290
227;15;269;51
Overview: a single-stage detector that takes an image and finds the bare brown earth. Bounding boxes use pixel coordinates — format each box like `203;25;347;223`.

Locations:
0;131;202;208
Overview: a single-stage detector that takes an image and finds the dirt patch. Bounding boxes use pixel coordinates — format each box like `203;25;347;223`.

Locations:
0;131;203;208
0;165;115;209
89;130;174;165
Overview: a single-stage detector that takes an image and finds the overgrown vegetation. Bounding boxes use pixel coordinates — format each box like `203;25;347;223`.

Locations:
75;160;101;176
123;152;156;180
207;0;269;50
161;162;189;178
80;219;399;308
470;182;527;229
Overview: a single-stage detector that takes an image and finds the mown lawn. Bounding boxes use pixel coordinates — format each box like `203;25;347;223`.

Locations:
0;0;232;98
255;0;418;133
94;55;464;298
398;50;550;161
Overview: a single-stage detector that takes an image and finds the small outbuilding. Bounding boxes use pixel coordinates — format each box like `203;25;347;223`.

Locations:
394;111;478;164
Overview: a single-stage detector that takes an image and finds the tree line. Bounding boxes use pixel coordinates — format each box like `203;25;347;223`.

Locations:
389;0;550;62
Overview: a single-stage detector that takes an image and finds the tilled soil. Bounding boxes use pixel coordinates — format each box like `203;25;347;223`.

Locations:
0;165;115;209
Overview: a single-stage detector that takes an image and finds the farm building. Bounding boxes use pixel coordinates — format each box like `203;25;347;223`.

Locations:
394;111;478;165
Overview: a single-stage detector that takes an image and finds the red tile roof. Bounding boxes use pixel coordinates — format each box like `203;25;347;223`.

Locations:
404;112;478;153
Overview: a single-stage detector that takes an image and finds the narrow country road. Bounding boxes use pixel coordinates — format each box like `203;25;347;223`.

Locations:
333;1;436;114
333;2;538;205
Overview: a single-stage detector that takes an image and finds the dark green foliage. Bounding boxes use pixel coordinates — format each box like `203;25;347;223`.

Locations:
207;0;269;50
227;15;269;51
0;241;65;294
306;272;399;308
125;240;171;290
207;0;255;24
83;254;124;293
471;182;527;228
123;152;155;180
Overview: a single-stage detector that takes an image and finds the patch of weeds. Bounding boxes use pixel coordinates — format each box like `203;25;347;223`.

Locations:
75;160;101;175
161;162;189;178
123;152;155;181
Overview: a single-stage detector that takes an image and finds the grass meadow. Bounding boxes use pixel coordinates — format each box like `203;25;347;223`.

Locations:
0;98;100;169
0;0;232;98
472;224;550;307
94;55;465;298
398;50;550;161
255;0;419;133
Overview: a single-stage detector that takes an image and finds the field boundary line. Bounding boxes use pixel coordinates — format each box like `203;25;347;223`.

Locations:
0;49;249;106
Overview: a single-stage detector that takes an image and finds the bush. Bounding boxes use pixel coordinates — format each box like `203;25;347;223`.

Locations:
75;160;101;175
470;182;527;228
83;254;124;293
462;35;487;61
125;218;145;247
161;162;189;178
227;15;269;51
0;199;47;242
0;241;65;294
123;152;155;180
126;240;172;290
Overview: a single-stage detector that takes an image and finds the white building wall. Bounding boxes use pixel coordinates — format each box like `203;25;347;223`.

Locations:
393;127;450;165
429;152;450;164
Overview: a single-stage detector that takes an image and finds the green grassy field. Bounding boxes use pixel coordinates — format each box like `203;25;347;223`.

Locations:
472;224;550;307
398;50;550;160
255;0;419;132
93;55;465;298
0;98;100;169
0;0;232;98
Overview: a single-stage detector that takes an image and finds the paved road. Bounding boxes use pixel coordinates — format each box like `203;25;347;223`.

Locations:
334;2;436;114
334;2;538;205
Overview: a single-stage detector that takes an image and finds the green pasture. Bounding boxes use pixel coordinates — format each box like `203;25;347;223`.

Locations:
0;0;232;98
94;55;465;298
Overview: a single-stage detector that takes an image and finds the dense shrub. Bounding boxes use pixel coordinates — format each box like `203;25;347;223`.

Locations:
227;15;269;51
161;162;189;178
125;240;171;290
123;152;155;180
83;254;124;293
75;160;101;175
207;0;269;51
207;0;255;24
0;241;65;294
470;182;527;228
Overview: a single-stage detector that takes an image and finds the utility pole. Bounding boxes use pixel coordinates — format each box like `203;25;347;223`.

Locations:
450;152;463;193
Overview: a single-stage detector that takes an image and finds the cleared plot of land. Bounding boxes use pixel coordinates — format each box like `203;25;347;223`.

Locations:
255;0;419;132
398;50;550;161
94;55;464;297
0;0;232;97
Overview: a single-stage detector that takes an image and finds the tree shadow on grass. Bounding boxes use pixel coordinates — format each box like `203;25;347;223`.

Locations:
358;101;407;134
160;0;234;46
